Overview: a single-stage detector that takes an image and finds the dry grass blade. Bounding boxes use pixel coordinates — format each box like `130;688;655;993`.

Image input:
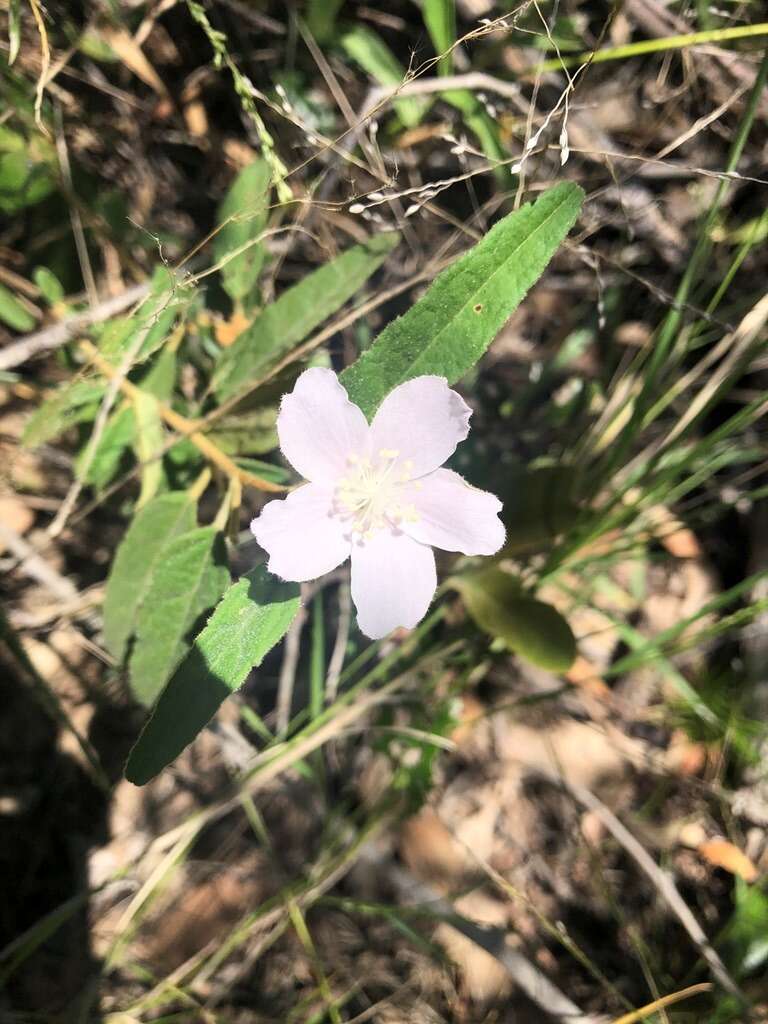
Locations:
542;773;745;1001
0;283;150;371
609;982;712;1023
386;863;604;1024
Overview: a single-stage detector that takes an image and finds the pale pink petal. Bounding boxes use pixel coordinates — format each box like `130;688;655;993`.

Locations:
251;484;350;582
399;468;505;556
367;376;471;478
277;367;369;483
350;531;436;639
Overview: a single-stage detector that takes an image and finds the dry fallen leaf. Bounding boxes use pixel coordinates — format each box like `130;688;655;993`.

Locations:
0;495;34;546
98;28;168;97
215;309;252;348
566;654;613;699
698;838;759;883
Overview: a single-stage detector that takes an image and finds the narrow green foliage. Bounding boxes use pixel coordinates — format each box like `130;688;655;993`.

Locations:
422;0;505;169
23;379;105;446
128;527;230;707
340;26;429;127
213;233;399;401
305;0;345;43
0;133;57;213
99;267;189;366
423;0;456;75
450;569;576;672
214;158;272;303
341;183;583;417
75;402;135;489
140;346;177;400
721;880;768;979
103;492;197;663
125;566;301;784
132;391;164;508
32;266;64;305
208;406;278;456
0;283;34;331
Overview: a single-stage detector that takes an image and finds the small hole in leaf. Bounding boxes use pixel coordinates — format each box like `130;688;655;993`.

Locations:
473;304;482;313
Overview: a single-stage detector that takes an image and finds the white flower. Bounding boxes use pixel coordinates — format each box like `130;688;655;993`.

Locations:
251;368;505;639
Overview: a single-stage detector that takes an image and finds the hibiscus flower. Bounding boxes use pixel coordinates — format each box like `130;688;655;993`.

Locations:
251;368;505;639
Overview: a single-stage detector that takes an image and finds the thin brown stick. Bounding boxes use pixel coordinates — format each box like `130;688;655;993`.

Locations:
384;861;603;1024
0;522;78;602
542;772;744;1001
78;340;286;494
55;117;98;307
0;282;149;371
325;580;352;704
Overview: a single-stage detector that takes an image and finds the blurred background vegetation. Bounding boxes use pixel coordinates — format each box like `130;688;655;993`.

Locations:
2;1;768;1022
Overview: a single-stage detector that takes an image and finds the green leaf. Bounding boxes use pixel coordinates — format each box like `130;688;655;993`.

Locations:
423;0;456;75
208;405;278;456
128;527;230;707
103;492;198;663
140;346;177;400
341;183;583;418
33;266;64;305
76;401;135;489
721;879;768;978
305;0;345;43
233;457;290;484
212;232;399;401
99;267;190;366
125;565;301;785
449;569;576;672
426;1;507;168
0;283;35;331
496;465;580;556
132;390;164;508
0;149;56;213
340;26;429;128
214;158;272;302
23;379;105;446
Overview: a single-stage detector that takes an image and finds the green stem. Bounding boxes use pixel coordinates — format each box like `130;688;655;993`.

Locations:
536;22;768;72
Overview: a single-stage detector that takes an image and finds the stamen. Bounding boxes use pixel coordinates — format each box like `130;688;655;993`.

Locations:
331;448;417;540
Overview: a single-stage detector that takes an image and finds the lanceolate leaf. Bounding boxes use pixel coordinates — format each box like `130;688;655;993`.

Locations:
0;282;35;331
132;390;164;508
103;492;197;663
128;527;230;707
212;232;399;401
99;267;191;366
76;401;135;489
340;26;429;128
341;183;583;418
71;350;177;492
125;566;300;785
23;379;105;447
449;569;576;672
214;158;272;302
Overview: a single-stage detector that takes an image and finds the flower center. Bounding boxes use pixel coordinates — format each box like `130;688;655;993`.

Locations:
332;449;419;541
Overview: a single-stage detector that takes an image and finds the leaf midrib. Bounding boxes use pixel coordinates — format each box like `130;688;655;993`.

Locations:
136;531;219;679
387;188;577;393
